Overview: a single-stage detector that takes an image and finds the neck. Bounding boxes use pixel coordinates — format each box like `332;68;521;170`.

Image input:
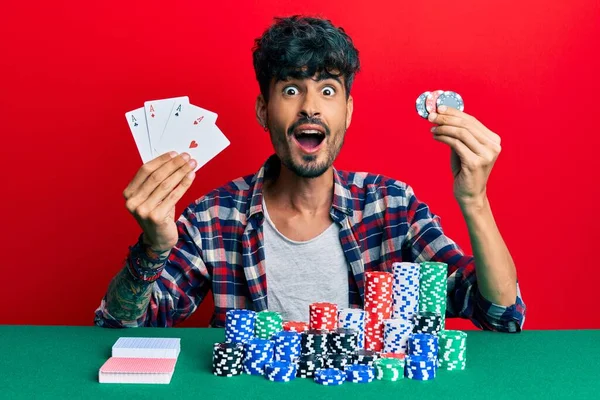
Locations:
264;162;334;216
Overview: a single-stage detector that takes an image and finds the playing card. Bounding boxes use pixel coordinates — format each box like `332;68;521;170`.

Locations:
156;104;229;172
99;357;176;384
144;96;189;157
125;107;152;163
112;337;181;359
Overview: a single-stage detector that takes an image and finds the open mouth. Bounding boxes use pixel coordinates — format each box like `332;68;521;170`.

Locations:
292;127;326;152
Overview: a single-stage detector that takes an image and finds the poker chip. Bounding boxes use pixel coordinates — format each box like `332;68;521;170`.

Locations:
324;353;352;370
436;91;464;112
364;272;393;351
391;262;420;321
328;328;359;355
407;333;439;359
225;309;256;344
301;329;328;356
425;90;444;114
212;342;244;377
296;354;324;378
243;338;274;375
405;355;437;381
345;364;375;383
374;358;404;381
437;330;467;371
352;349;379;366
337;308;366;349
255;311;283;340
383;318;412;354
264;361;297;382
314;368;345;386
415;91;431;119
413;311;443;334
379;352;406;360
418;262;448;329
282;321;309;333
272;331;301;362
309;302;338;331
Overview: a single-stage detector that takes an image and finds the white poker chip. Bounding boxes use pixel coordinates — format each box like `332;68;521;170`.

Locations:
436;91;464;111
415;91;430;119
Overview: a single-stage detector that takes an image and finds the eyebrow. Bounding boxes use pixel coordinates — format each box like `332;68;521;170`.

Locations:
278;74;343;87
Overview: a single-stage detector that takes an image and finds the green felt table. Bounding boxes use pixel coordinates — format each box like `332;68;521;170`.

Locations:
0;326;599;399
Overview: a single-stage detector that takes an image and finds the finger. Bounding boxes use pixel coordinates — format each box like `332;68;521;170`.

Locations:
437;106;501;145
143;158;198;211
125;154;192;213
433;134;478;165
124;152;177;199
150;170;196;221
430;111;498;147
432;125;489;157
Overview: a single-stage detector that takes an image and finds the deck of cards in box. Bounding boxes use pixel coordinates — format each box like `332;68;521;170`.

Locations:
125;96;230;170
98;337;181;384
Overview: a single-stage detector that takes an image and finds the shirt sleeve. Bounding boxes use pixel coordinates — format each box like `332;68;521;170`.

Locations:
402;185;526;333
94;205;212;328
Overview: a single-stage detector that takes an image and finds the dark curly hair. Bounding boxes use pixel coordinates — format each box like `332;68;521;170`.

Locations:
252;15;361;104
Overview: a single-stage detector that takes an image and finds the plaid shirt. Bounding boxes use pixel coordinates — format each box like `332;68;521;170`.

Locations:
95;154;526;332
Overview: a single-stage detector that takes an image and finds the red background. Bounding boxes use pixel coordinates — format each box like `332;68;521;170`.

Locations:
1;1;598;329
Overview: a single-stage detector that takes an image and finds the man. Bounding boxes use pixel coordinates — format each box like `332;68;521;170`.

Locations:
95;15;526;333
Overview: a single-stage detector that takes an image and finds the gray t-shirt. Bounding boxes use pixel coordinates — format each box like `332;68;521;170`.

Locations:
262;198;349;322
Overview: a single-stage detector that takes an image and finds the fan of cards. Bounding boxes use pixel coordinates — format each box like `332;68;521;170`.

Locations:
125;96;230;171
415;90;464;119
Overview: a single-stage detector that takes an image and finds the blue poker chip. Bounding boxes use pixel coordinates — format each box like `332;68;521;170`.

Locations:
415;91;431;119
436;91;464;111
314;368;345;385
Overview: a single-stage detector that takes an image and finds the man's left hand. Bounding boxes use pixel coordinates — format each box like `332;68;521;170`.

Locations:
428;106;502;210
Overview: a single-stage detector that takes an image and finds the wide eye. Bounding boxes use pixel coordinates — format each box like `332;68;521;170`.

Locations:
322;86;336;96
283;86;298;96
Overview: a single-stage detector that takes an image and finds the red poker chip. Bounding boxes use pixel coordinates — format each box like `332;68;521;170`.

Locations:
283;321;309;332
380;353;406;360
425;90;444;114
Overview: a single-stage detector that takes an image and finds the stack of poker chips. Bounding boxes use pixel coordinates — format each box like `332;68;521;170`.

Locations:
408;333;439;359
353;349;380;366
405;355;437;381
313;368;346;386
363;272;393;351
413;311;443;334
418;262;448;329
345;364;376;383
437;330;467;371
328;328;358;355
264;361;297;382
391;262;420;321
300;329;328;356
243;338;274;375
296;354;324;378
337;308;366;348
212;342;244;377
374;358;404;381
255;311;283;339
309;302;338;330
273;331;301;362
405;333;439;381
383;318;413;353
225;309;256;343
282;321;309;332
415;90;465;119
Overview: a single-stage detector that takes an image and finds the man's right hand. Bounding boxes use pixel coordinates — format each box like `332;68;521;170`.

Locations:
123;152;197;252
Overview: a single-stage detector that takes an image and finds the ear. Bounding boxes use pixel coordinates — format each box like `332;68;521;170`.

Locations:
255;94;267;128
345;95;354;130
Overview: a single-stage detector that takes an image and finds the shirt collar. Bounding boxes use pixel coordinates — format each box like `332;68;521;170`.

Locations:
247;154;354;220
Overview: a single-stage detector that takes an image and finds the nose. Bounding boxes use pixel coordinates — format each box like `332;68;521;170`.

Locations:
299;89;321;119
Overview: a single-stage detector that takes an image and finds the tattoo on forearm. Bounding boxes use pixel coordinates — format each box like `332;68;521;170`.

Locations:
106;266;153;321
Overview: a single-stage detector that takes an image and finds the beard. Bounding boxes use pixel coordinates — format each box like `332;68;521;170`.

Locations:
268;115;345;179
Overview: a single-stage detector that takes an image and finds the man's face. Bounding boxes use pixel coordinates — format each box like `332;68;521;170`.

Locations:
257;71;353;178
